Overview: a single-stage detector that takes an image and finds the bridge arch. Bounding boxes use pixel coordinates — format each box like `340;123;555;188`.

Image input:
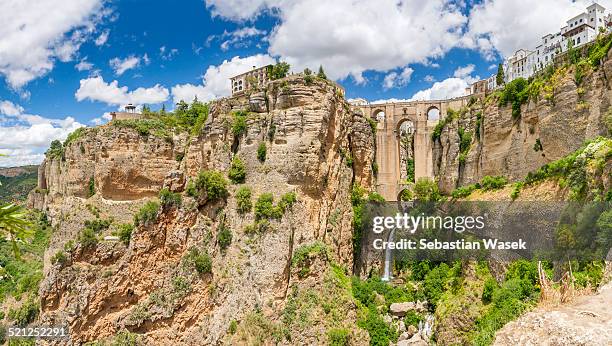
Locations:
426;106;440;121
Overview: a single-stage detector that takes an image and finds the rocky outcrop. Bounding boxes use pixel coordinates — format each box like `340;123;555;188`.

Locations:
34;76;375;345
434;51;612;193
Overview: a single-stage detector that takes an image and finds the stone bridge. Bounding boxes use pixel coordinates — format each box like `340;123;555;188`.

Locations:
355;96;471;201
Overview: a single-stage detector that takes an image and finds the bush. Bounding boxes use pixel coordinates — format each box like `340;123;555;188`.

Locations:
228;156;247;184
79;228;98;248
134;201;160;226
229;320;238;335
423;263;450;309
217;224;232;250
51;251;68;266
112;330;139;346
327;328;350;346
195;170;229;202
236;186;253;214
159;188;182;208
183;247;212;274
117;223;134;245
231;111;248;137
404;311;424;328
278;192;297;212
413;178;442;202
254;193;275;220
482;277;497;304
498;78;529;119
8;295;39;327
480;175;508;191
257;142;267;162
84;218;111;233
46;140;64;159
269;62;290;80
510;182;524;200
357;305;396;346
451;184;478;199
244;219;272;234
88;177;95;197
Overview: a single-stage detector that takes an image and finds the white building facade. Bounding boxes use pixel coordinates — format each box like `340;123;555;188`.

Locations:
504;2;611;84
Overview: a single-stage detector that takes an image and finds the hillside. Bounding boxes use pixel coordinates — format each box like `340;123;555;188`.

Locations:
0;166;38;203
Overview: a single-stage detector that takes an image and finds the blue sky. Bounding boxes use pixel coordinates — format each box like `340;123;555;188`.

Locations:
0;0;606;166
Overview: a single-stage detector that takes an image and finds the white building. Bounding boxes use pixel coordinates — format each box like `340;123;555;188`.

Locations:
505;2;611;83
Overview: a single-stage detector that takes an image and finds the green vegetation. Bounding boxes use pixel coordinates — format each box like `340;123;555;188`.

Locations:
159;188;182;208
431;109;457;141
228;156;247;183
235;186;253;214
269;62;291;80
480;175;508;191
291;241;328;277
457;127;472;164
496;63;505;86
46;139;64;160
63;127;87;147
231;110;248;137
8;294;39;327
498;78;528;119
229;320;238;335
0;166;37;202
303;68;314;85
317;65;327;80
50;251;68;266
182;247;212;274
194;170;229;202
523;136;611;200
217;223;232;250
510;182;524;200
474;112;483;141
88;177;95;197
117;223;134;245
0;203;32;257
79;227;98;248
327;328;350;346
451;183;479;199
134;201;160;226
255;192;297;220
413;178;443;202
257;142;267;162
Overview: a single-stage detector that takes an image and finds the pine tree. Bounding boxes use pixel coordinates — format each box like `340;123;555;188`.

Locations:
496;63;504;86
317;65;327;80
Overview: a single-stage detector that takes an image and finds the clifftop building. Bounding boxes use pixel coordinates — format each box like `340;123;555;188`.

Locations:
467;1;612;95
230;65;272;95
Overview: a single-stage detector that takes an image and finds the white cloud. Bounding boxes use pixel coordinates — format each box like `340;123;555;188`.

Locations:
453;64;475;78
463;0;610;58
212;26;267;51
95;29;109;46
383;67;414;89
75;58;94;71
204;0;285;21
0;0;110;89
109;55;142;76
424;75;436;82
0;100;84;167
408;77;469;101
159;46;179;61
75;76;169;106
0;100;24;116
90;112;113;126
171;54;276;104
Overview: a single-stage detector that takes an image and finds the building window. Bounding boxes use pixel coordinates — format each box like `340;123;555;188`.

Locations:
577;37;581;44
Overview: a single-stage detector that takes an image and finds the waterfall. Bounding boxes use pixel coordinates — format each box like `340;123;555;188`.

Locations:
418;314;435;339
381;228;395;281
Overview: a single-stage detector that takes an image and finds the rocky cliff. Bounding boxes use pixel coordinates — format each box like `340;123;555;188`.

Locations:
30;76;374;345
433;50;612;193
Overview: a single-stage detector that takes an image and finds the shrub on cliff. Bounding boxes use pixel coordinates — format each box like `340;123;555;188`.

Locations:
194;170;229;202
231;111;248;137
257;142;267;162
217;224;232;250
182;247;212;274
228;156;246;184
414;178;443;202
134;201;160;226
159;188;182;208
269;62;290;80
254;193;275;220
236;186;252;214
480;175;508;191
79;227;98;248
117;223;134;245
46;140;64;160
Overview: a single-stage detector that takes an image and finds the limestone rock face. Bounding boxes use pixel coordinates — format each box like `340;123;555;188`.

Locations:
434;60;611;193
34;76;374;345
28;128;186;209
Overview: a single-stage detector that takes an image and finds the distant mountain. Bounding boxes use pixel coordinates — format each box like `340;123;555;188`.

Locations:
0;165;38;202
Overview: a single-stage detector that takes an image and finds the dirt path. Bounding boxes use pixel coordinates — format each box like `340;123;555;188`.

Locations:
494;282;612;345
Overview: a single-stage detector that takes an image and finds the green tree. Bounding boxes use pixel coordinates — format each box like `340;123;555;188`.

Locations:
269;62;290;80
413;178;442;202
0;203;32;257
317;65;327;79
257;142;267;162
228;156;247;184
496;63;505;86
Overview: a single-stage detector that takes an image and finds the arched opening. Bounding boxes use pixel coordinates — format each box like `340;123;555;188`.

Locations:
397;119;415;184
427;106;440;121
372;109;385;122
397;188;413;201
